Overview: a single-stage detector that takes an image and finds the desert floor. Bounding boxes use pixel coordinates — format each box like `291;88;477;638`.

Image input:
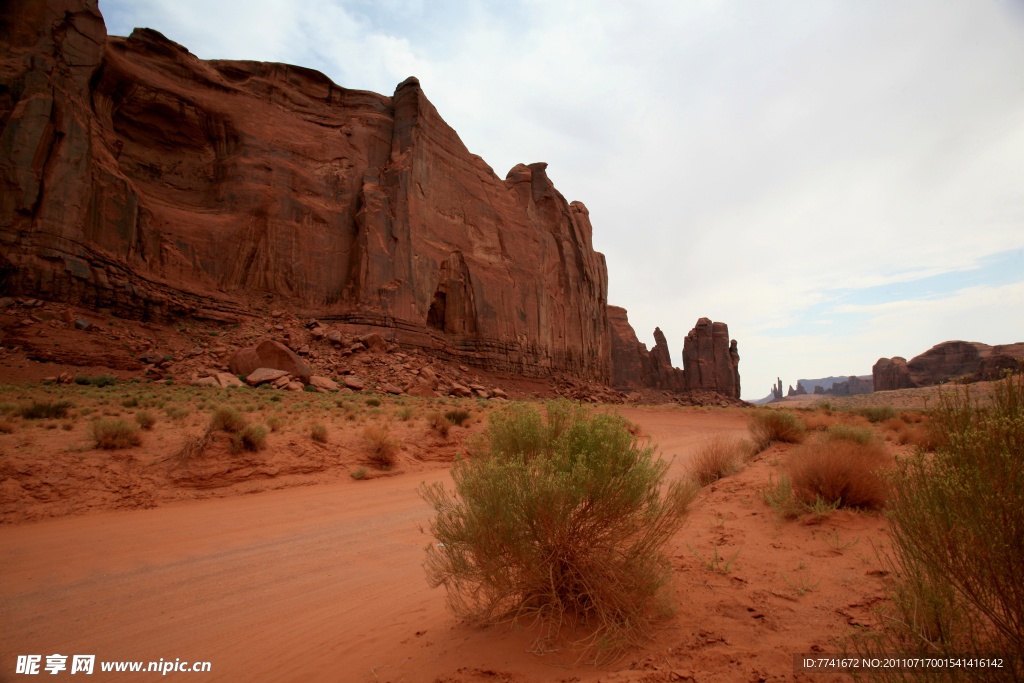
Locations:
0;388;902;683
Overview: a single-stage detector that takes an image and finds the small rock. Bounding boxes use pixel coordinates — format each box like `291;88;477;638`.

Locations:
327;330;343;344
74;319;92;331
490;388;508;399
359;333;387;352
286;381;303;391
298;344;310;355
474;389;490;399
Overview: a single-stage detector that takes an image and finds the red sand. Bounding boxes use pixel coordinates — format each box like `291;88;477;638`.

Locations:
1;407;886;682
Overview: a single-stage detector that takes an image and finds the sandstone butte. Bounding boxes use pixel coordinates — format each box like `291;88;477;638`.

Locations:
873;341;1024;391
0;0;742;396
606;308;741;399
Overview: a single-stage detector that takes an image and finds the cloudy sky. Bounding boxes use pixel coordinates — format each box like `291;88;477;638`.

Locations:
100;0;1024;400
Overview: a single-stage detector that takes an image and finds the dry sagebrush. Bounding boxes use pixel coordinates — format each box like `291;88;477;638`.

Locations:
421;400;698;660
786;438;890;511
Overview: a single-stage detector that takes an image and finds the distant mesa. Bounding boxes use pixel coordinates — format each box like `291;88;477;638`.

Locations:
873;341;1024;391
755;374;872;404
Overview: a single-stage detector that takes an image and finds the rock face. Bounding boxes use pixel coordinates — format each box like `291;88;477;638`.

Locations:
825;376;873;396
786;381;808;397
682;318;741;399
771;379;783;401
607;306;650;389
874;341;1024;390
0;0;609;382
872;357;913;391
650;327;685;391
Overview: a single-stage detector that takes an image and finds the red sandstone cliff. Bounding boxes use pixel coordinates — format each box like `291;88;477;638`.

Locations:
0;0;610;380
683;318;741;399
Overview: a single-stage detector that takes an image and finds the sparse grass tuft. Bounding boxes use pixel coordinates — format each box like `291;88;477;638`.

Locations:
209;405;247;433
444;408;471;426
687;434;743;486
310;423;328;443
134;410;156;430
749;409;805;452
396;406;415;421
801;412;837;431
350;467;368;480
233;424;267;452
853;405;897;423
758;471;802;519
266;415;285;432
90;419;142;449
786;440;890;511
365;396;381;407
426;411;450;437
363;424;399;468
176;432;211;465
823;424;877;446
20;399;73;420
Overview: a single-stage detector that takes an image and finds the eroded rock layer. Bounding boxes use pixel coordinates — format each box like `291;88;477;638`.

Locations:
0;0;609;380
683;318;741;399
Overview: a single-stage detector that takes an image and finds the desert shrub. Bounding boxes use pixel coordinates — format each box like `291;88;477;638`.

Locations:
209;405;247;433
801;412;837;431
121;396;138;408
687;434;742;486
164;406;189;420
303;384;317;393
176;432;211;465
363;424;399;467
350;467;368;480
854;405;897;423
848;372;1024;680
310;423;328;443
20;399;73;420
898;410;925;424
0;420;15;434
823;424;877;446
895;423;938;451
344;410;357;422
266;415;285;432
882;417;906;432
233;424;268;452
74;375;90;385
134;410;156;430
748;409;805;451
90;419;142;449
365;396;381;407
396;406;414;421
444;408;471;426
786;440;890;511
426;411;450;437
90;374;117;387
420;400;698;658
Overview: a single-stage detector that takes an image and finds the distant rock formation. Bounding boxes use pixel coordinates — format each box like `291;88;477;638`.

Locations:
874;341;1024;390
771;378;783;401
825;376;873;396
607;311;740;398
786;381;808;397
682;318;741;398
813;385;825;395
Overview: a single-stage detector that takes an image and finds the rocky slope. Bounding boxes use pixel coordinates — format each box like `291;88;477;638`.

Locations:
874;341;1024;390
1;0;609;381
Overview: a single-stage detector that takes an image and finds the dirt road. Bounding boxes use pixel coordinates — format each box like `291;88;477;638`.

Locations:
4;408;868;683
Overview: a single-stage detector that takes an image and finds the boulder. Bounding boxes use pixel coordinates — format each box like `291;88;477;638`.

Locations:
380;382;403;394
309;376;339;391
449;383;473;398
344;376;365;391
192;376;220;388
490;388;508;399
214;373;244;388
407;384;438;398
682;319;741;399
228;340;312;381
360;333;387;353
246;368;289;386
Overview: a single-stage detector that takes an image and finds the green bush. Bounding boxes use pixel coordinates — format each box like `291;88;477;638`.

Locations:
90;419;141;449
853;405;897;423
823;424;876;445
74;375;90;385
444;409;471;426
233;424;267;452
209;405;247;433
91;374;117;387
420;400;698;658
748;409;805;451
134;410;156;430
303;384;317;393
848;371;1024;679
121;396;138;408
365;396;381;407
20;399;73;420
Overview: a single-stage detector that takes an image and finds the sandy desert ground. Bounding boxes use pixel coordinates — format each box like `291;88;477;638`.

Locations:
0;385;908;683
